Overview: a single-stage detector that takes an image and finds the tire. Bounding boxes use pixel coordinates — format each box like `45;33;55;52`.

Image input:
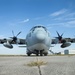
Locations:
27;53;31;56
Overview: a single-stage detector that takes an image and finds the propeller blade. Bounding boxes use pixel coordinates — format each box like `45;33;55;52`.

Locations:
56;31;64;41
56;31;60;37
61;33;64;37
12;30;15;36
16;31;21;37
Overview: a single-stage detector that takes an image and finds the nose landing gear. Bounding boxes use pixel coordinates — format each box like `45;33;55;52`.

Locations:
35;50;44;56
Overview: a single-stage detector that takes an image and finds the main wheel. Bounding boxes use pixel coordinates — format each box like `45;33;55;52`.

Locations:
27;53;31;56
36;53;39;56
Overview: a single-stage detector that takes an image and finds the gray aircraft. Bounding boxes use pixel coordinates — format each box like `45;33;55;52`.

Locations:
0;26;75;56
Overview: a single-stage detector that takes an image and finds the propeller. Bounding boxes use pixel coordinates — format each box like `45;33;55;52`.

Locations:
10;30;21;43
56;31;64;42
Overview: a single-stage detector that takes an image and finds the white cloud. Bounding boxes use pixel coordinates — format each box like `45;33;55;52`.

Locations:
52;13;75;22
50;9;67;17
8;19;30;26
67;20;75;24
47;21;75;28
20;19;30;23
23;19;29;23
48;8;75;28
65;20;75;28
63;24;75;28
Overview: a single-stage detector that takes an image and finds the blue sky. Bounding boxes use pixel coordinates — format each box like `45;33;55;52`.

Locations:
0;0;75;55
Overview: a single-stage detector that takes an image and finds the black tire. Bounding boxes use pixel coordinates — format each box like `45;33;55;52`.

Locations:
27;53;31;56
36;53;39;56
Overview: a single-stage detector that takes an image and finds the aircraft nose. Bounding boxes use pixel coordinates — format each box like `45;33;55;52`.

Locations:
36;33;46;41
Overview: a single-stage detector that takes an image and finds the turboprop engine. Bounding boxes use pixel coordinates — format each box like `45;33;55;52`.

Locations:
3;42;13;49
61;42;71;48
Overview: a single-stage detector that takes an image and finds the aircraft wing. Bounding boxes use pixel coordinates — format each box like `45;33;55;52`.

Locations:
0;38;7;44
0;38;26;49
51;38;75;48
52;38;75;44
63;38;75;43
0;38;26;44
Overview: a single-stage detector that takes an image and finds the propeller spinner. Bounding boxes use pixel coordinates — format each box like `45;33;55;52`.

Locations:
10;30;21;43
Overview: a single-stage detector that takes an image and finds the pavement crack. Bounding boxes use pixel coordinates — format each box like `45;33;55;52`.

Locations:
37;58;42;75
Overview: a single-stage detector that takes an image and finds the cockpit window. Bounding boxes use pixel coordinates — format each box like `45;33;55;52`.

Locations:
30;26;47;32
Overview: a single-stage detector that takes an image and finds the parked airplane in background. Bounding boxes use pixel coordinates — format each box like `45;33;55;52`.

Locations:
0;26;75;56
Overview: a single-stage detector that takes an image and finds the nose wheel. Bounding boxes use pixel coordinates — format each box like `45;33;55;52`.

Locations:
40;50;43;56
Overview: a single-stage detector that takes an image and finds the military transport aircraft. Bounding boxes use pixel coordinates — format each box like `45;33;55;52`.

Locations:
0;26;75;56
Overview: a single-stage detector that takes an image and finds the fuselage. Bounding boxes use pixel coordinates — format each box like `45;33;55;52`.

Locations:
26;26;51;56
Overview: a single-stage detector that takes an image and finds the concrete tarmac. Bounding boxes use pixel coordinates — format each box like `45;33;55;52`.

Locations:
0;55;75;75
